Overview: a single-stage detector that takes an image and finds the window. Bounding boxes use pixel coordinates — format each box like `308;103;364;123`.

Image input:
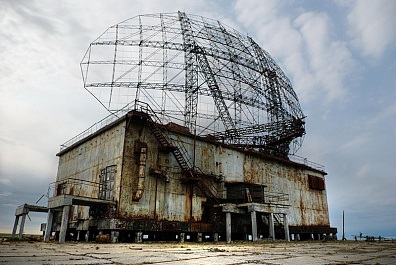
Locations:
308;175;325;190
99;165;116;200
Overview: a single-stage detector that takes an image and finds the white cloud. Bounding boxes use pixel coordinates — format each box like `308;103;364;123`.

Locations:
0;178;11;186
345;0;396;58
293;12;353;102
234;1;354;104
0;191;12;198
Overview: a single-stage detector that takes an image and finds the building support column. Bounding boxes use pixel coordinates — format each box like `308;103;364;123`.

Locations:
226;212;232;243
11;216;20;238
283;213;290;242
197;232;202;243
135;231;143;243
59;205;70;243
213;233;219;242
44;210;53;242
111;231;119;243
268;213;275;240
18;214;27;239
250;211;258;241
179;232;185;243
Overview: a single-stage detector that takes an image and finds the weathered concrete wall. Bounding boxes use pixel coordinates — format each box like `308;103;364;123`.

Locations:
117;118;205;222
55;114;330;229
56;121;126;222
175;133;330;227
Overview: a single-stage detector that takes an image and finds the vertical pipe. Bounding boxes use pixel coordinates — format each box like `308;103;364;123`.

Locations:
59;205;70;243
133;147;147;201
154;175;158;219
11;216;19;238
226;212;232;243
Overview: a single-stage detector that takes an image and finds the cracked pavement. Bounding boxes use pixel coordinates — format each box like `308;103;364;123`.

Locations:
1;240;395;264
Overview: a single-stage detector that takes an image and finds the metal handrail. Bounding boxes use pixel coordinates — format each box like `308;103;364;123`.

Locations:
47;178;112;200
289;154;325;172
264;191;289;206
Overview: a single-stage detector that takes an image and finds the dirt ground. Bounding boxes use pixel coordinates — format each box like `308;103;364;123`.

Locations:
1;240;396;265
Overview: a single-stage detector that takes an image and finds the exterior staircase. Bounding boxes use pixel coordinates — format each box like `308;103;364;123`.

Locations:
133;101;219;202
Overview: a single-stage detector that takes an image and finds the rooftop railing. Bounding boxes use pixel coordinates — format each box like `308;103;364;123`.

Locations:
289;154;325;172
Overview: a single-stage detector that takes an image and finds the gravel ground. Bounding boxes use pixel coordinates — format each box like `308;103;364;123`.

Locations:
1;240;395;265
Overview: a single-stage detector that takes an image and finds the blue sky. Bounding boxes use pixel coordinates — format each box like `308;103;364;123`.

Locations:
1;0;395;238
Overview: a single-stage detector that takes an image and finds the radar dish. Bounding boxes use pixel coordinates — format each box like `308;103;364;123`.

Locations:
81;12;305;157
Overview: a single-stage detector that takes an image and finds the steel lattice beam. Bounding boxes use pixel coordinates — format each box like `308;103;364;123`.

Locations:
81;12;306;157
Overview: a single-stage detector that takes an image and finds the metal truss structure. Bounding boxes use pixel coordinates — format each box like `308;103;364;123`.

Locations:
81;12;305;157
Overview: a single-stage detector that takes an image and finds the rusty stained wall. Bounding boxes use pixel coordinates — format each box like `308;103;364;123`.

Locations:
55;115;330;228
117;118;205;223
56;121;126;222
175;133;330;227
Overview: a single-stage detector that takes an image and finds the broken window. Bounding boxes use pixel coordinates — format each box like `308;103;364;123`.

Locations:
99;165;116;200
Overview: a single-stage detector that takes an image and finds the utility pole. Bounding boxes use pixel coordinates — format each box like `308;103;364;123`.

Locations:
342;210;346;240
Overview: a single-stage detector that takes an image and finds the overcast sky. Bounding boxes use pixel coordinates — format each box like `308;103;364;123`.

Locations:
1;0;395;238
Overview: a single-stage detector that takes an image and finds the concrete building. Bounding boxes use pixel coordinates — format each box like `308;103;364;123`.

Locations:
13;12;337;242
43;103;336;243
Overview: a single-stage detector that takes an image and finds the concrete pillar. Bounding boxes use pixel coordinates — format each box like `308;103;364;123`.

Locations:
77;231;81;241
226;212;232;243
111;231;119;243
85;231;90;242
44;210;53;242
296;233;300;241
18;214;27;239
268;213;275;240
135;231;143;243
179;232;185;243
250;211;258;241
213;233;219;242
197;232;202;243
11;216;20;238
59;205;70;243
283;214;290;242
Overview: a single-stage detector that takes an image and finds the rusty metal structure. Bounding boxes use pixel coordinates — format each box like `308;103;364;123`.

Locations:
81;12;305;158
38;12;336;243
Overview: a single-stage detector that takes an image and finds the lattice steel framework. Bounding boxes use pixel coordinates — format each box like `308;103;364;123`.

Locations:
81;12;305;157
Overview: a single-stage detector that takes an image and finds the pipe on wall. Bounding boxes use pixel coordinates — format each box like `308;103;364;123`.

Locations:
133;147;147;201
